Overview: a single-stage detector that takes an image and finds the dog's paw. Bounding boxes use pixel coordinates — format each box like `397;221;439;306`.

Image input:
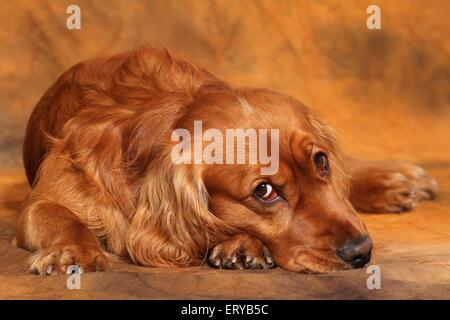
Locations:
209;234;275;270
351;161;438;213
370;172;419;212
398;163;438;201
29;243;109;275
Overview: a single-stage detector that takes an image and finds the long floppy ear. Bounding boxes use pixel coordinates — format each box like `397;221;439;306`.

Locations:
122;46;235;266
307;113;351;198
126;153;233;267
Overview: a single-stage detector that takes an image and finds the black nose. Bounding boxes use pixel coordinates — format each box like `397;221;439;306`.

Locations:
336;235;372;268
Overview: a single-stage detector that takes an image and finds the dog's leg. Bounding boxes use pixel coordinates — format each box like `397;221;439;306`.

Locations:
16;200;109;275
208;234;276;269
346;156;438;213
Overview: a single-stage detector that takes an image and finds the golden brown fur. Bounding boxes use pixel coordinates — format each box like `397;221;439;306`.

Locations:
17;47;437;274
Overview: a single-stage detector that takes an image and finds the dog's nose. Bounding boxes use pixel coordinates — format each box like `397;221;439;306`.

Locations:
337;235;372;268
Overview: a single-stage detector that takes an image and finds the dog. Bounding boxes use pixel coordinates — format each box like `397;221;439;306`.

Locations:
16;47;437;274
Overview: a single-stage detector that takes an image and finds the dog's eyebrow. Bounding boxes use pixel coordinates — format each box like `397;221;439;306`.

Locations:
238;97;253;113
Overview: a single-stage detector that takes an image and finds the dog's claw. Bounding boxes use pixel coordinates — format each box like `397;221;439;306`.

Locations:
29;244;109;275
209;234;276;270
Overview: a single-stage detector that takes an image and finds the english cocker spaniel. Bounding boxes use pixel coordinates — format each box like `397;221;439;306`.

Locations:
16;47;437;274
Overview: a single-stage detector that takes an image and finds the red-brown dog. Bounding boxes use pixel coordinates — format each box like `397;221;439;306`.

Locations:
16;47;437;274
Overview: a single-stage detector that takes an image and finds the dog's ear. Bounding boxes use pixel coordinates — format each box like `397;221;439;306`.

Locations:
307;115;340;153
307;114;351;198
290;130;315;167
123;47;235;266
126;154;233;267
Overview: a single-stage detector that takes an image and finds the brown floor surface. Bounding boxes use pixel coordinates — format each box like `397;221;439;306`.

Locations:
0;166;448;300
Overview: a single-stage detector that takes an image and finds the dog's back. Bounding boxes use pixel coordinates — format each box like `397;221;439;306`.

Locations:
23;47;226;186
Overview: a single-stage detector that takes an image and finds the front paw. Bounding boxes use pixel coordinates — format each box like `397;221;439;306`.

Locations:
208;234;275;270
351;162;438;213
29;243;109;275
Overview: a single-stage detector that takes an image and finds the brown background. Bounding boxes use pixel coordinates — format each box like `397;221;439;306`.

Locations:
1;0;449;168
0;0;449;299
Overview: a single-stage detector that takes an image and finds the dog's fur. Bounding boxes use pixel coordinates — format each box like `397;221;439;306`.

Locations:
16;47;438;274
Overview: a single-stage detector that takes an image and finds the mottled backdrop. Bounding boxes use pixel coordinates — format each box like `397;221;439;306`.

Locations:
0;0;449;169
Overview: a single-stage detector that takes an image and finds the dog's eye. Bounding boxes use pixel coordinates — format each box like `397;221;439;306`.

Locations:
254;183;279;202
313;152;330;177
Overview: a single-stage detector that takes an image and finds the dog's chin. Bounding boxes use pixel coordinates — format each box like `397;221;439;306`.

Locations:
277;253;350;274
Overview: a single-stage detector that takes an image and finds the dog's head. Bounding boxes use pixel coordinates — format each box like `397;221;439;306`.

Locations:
183;88;370;272
127;83;371;273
